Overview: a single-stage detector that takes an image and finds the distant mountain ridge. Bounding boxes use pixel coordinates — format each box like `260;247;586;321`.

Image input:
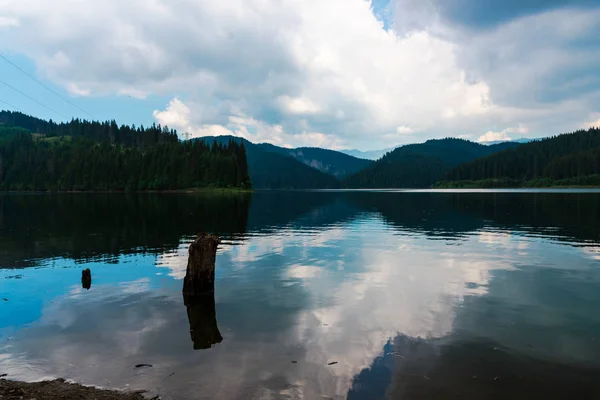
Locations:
340;147;396;160
199;135;532;189
253;143;372;178
481;138;537;146
341;138;537;160
343;138;521;188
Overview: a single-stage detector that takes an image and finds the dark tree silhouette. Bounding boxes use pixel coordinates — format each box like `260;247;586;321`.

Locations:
442;127;600;187
0;111;251;191
343;138;520;188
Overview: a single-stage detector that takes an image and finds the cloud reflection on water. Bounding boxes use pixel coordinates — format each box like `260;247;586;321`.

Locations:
1;193;600;399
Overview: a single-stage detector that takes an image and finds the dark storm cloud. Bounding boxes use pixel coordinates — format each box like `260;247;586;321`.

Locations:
390;0;600;121
454;6;600;107
433;0;600;29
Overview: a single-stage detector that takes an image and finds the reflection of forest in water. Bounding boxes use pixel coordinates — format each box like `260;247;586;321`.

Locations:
1;191;599;268
349;334;600;399
2;191;600;398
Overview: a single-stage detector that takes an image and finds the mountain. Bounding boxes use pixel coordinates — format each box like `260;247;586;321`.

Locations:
340;147;396;160
253;144;372;178
340;139;535;161
342;138;520;188
196;136;341;189
442;127;600;187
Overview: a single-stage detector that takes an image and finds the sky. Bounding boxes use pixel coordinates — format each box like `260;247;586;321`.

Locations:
0;0;599;150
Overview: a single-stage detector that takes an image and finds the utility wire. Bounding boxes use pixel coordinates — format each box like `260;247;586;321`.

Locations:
0;78;69;119
0;98;25;113
0;53;96;119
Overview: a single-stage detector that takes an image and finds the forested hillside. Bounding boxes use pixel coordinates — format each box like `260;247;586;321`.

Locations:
255;144;372;178
0;111;250;191
0;111;178;148
342;138;519;188
0;125;30;139
442;127;600;187
198;136;341;189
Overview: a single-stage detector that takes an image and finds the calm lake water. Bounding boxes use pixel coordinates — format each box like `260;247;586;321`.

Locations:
1;190;600;399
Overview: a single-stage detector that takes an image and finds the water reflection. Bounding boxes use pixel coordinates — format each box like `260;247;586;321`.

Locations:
0;193;252;268
350;335;600;399
1;191;600;399
183;293;222;350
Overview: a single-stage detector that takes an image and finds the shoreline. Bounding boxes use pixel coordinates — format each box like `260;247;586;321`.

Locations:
0;187;253;195
1;186;599;193
434;178;600;189
434;185;600;189
0;378;154;400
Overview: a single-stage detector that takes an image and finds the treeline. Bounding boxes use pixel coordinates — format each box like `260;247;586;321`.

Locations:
436;175;600;189
0;110;179;149
0;111;251;191
444;127;600;185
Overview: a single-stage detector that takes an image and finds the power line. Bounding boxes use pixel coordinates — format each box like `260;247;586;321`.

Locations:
0;98;25;113
0;53;97;119
0;79;69;119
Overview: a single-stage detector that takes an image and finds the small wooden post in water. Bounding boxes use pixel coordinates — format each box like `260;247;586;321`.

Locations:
182;233;223;349
182;233;221;295
81;268;92;290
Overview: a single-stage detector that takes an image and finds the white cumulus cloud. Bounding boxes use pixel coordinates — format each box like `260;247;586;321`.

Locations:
477;125;529;143
0;16;19;28
582;113;600;129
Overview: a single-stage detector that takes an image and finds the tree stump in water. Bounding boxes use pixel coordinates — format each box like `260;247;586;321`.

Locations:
182;233;223;349
182;233;221;295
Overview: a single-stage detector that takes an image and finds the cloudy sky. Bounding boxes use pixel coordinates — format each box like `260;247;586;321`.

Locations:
0;0;599;150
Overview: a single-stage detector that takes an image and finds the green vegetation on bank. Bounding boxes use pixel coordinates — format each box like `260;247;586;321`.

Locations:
0;111;251;191
435;175;600;188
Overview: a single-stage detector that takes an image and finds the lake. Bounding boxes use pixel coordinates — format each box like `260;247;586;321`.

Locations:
1;190;599;399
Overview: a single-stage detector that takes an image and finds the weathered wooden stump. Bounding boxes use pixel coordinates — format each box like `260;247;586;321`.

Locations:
81;268;92;290
183;293;223;350
182;233;221;295
181;233;223;349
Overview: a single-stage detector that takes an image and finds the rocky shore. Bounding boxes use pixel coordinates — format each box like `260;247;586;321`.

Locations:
0;378;155;400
